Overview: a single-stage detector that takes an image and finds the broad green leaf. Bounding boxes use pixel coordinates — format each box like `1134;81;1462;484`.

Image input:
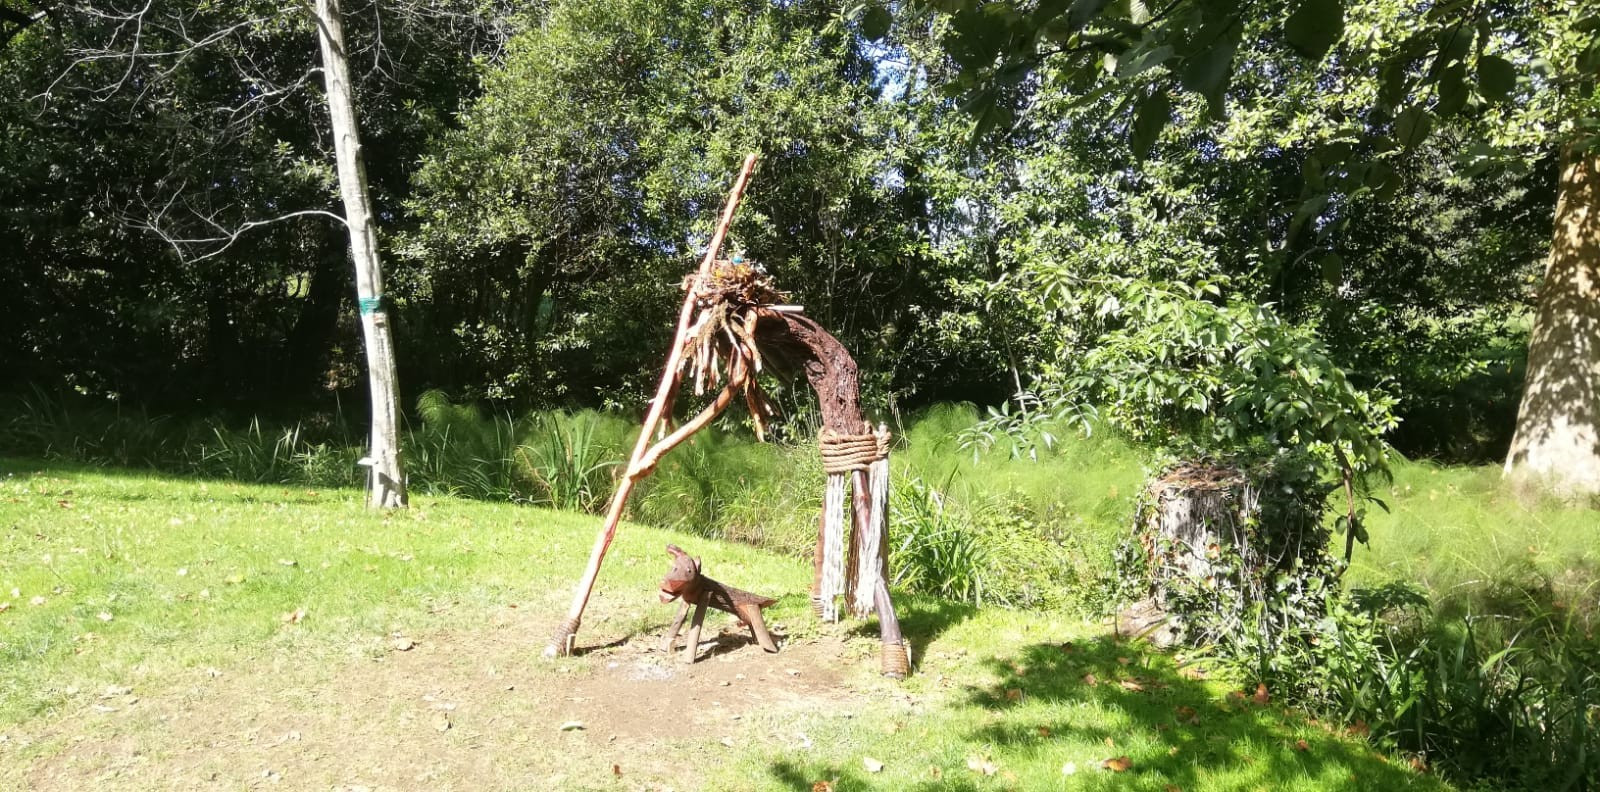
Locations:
861;5;893;41
1435;64;1468;117
1394;105;1434;150
1130;90;1171;161
1180;16;1242;120
1116;44;1173;78
1285;0;1344;60
1288;193;1328;242
1067;0;1114;32
1319;253;1343;286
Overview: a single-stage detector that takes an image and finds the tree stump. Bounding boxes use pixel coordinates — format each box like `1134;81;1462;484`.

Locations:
1117;462;1327;648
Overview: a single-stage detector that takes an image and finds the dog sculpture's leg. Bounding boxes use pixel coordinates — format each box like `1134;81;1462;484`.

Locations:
682;600;708;664
661;599;690;654
739;603;779;653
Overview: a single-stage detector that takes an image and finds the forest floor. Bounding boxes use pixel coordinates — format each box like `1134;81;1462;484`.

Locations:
0;460;1446;791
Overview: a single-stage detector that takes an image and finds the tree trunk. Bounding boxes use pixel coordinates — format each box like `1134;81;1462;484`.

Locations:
1505;145;1600;498
313;0;406;508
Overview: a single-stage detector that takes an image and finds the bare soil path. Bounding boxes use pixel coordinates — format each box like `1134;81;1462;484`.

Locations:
11;602;878;792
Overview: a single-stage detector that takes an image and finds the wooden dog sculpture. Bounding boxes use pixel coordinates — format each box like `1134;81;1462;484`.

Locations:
658;544;778;662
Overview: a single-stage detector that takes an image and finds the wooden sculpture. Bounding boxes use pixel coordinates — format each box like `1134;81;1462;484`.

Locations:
545;155;911;678
658;544;777;663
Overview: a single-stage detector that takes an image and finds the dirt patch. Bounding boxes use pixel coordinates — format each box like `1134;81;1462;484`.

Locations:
9;605;878;791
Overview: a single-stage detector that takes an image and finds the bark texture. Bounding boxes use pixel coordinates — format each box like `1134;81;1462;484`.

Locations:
1505;146;1600;497
313;0;407;508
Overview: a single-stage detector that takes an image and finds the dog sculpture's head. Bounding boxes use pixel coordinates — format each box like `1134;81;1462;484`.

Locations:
659;544;701;602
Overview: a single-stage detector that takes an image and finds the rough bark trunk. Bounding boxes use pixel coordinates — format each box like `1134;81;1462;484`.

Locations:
313;0;406;509
1505;145;1600;497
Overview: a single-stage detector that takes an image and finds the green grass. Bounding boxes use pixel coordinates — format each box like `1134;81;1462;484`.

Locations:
1349;458;1600;599
0;459;1440;791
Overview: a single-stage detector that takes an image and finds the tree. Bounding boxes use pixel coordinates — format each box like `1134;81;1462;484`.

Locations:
916;0;1600;495
311;0;405;506
404;0;962;411
5;1;507;503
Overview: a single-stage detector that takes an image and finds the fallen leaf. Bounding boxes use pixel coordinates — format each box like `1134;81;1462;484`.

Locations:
391;637;416;652
1253;683;1270;705
1082;673;1098;687
1117;656;1132;666
1061;761;1077;775
0;602;8;613
1175;705;1200;725
965;755;998;776
29;596;45;606
1102;756;1133;772
1349;720;1371;737
281;608;306;625
720;736;734;748
433;715;451;732
1059;642;1075;653
1165;785;1182;792
862;757;884;773
1004;688;1023;702
1037;726;1051;737
97;612;113;622
883;722;902;734
811;782;833;792
226;574;245;585
1119;678;1145;692
1295;739;1310;752
612;764;621;777
1178;665;1207;680
557;721;584;731
1104;736;1114;748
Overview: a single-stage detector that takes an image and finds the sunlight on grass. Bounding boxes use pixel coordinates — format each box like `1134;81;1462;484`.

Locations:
0;460;1446;791
1350;459;1600;599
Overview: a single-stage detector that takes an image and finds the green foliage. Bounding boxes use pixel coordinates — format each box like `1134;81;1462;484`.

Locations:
890;476;991;605
1204;575;1600;790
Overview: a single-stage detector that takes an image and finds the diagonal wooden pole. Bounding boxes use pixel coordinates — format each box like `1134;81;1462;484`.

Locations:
545;154;759;657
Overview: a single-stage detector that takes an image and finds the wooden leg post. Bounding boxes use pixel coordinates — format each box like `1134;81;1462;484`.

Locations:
662;599;690;654
683;601;708;664
543;155;757;658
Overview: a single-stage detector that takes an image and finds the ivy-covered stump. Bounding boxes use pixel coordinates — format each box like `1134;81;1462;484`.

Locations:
1116;461;1330;649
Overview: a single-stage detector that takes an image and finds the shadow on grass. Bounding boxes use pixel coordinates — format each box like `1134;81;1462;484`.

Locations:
765;634;1443;791
849;595;979;673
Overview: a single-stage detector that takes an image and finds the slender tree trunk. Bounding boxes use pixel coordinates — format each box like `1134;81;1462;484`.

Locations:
1504;145;1600;497
313;0;407;508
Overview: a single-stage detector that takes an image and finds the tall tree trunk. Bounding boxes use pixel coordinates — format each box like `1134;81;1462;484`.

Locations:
1504;145;1600;497
313;0;407;508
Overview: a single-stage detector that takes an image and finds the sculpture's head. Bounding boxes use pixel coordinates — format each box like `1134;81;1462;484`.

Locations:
660;544;701;602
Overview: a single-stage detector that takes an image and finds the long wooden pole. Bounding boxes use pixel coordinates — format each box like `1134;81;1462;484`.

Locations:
545;154;759;657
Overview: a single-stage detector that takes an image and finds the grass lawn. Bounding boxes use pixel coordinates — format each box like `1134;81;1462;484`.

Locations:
1351;460;1600;598
0;458;1444;791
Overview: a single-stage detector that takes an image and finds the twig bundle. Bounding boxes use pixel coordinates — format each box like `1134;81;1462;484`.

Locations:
678;258;792;439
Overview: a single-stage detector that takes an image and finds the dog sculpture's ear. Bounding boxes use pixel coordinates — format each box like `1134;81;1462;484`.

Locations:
666;543;686;559
693;556;702;573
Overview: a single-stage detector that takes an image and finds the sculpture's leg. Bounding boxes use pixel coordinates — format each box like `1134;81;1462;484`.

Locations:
683;601;708;664
740;603;779;653
811;499;827;619
857;467;909;678
661;599;690;654
875;578;910;679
